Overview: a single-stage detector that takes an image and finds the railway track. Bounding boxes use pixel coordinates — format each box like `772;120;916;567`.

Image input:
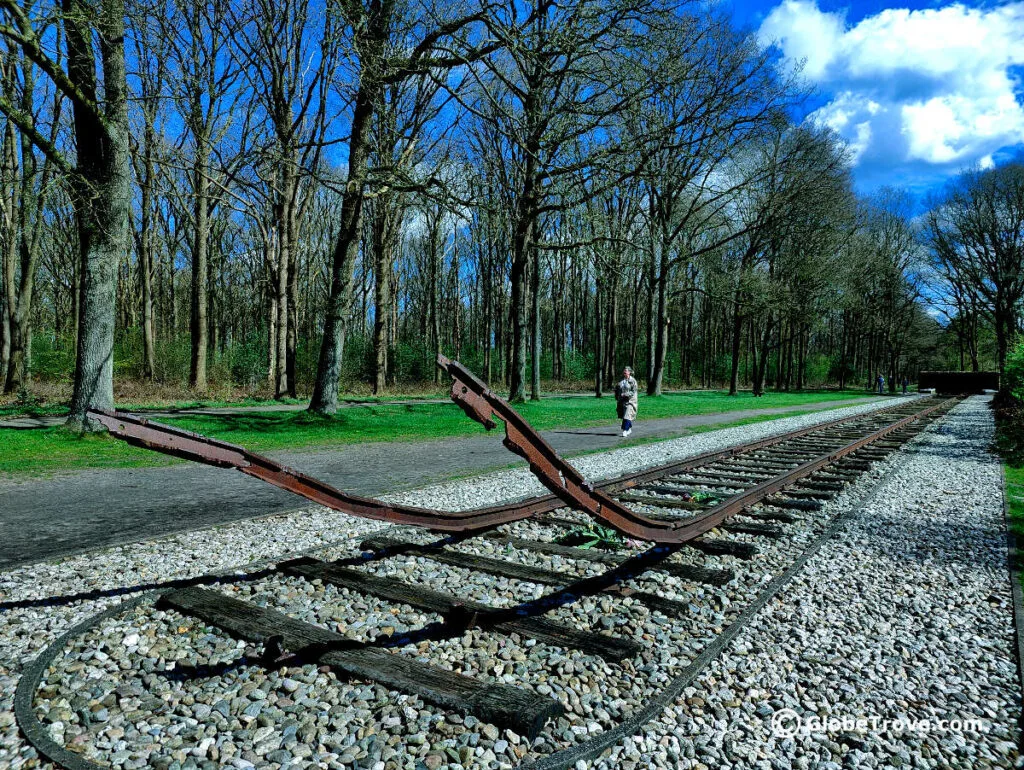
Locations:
19;370;963;769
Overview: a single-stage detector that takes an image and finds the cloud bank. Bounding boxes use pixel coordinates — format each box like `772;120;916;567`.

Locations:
758;1;1024;187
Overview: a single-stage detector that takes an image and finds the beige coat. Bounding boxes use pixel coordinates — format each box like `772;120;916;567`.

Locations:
615;376;639;421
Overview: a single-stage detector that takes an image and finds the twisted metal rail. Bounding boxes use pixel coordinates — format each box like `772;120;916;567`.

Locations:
88;355;955;544
19;381;963;770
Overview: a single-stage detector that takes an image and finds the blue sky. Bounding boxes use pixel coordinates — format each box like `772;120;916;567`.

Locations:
726;0;1024;202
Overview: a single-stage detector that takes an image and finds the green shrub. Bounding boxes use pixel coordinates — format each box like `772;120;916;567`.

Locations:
229;336;270;389
804;353;833;387
1005;340;1024;400
559;350;594;382
29;333;76;382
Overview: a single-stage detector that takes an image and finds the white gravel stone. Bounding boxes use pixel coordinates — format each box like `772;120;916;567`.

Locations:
5;394;1009;770
584;396;1018;769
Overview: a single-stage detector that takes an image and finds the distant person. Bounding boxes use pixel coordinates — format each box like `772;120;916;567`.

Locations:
902;376;908;395
615;366;639;437
876;374;885;395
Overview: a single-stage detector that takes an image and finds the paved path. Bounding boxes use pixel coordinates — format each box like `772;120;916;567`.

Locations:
0;397;885;572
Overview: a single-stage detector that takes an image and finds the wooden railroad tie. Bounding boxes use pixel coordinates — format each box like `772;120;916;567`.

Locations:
159;586;563;738
349;540;693;618
281;557;639;661
476;533;736;586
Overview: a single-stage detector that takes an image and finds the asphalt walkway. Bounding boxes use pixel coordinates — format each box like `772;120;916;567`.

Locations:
0;397;884;571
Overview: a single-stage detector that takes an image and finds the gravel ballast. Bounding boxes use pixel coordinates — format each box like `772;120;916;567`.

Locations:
1;395;1016;770
585;396;1019;770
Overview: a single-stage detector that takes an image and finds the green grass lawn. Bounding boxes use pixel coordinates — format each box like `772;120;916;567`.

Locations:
0;388;498;420
0;389;879;478
1006;464;1024;546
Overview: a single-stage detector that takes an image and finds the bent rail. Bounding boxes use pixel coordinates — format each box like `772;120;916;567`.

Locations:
87;355;955;544
436;354;957;541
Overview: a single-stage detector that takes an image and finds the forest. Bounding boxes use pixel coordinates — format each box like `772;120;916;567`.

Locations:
1;0;1022;427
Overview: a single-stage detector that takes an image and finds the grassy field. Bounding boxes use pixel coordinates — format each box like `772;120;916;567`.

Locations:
1006;465;1024;547
994;392;1024;586
0;389;878;478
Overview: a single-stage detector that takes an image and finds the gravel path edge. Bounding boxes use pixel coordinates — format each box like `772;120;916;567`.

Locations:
1002;463;1024;752
14;592;156;770
10;525;408;770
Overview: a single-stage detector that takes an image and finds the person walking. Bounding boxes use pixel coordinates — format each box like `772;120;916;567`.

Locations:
901;376;908;395
615;366;639;437
876;374;885;395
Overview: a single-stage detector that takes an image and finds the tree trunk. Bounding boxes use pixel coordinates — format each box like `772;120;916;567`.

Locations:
274;227;289;398
509;179;533;402
371;200;394;395
452;239;462;361
189;144;210;392
208;247;218;357
530;234;541;400
139;150;156;381
429;215;441;386
995;296;1011;374
5;249;35;392
648;239;669;395
629;272;639;374
0;113;16;387
604;286;617;388
838;314;848;390
728;287;743;396
969;312;980;372
286;233;298;398
482;239;492;384
66;0;131;429
645;198;656;382
794;321;802;387
753;314;773;396
267;280;277;385
4;69;53;393
309;55;380;415
594;276;603;398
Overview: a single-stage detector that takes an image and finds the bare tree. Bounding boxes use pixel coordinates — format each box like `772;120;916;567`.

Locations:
127;0;170;381
0;30;63;393
308;0;496;415
0;41;17;385
726;123;851;395
464;0;659;402
164;0;243;391
925;162;1024;374
632;13;793;395
1;0;131;427
367;71;445;394
232;0;339;398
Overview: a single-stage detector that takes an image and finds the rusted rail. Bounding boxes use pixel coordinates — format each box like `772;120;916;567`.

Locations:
88;356;956;544
21;386;963;762
86;407;559;531
437;355;957;541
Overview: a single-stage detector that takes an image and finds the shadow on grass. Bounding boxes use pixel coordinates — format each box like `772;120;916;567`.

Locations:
165;410;353;437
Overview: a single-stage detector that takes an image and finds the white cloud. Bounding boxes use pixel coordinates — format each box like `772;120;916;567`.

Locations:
757;0;845;79
758;1;1024;182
